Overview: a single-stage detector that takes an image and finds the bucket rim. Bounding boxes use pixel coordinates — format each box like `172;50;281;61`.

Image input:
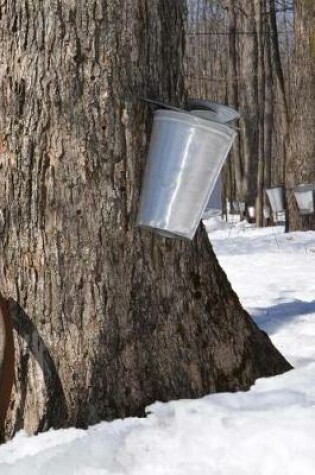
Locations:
189;109;240;130
153;109;237;137
265;185;284;192
137;223;193;241
187;99;240;122
297;207;314;215
294;183;315;193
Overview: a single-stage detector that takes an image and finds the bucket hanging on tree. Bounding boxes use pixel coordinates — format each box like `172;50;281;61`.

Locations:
294;184;315;215
202;174;222;219
137;109;237;240
265;186;284;214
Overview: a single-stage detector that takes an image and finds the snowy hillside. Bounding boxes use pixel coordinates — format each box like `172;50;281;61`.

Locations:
1;220;315;475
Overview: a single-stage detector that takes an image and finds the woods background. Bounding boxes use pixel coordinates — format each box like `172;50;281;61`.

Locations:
186;0;314;230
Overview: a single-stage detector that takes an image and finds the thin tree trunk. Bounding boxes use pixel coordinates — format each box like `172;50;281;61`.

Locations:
264;13;273;193
255;0;266;226
233;0;260;209
286;0;315;230
227;1;243;206
0;0;291;439
269;0;291;231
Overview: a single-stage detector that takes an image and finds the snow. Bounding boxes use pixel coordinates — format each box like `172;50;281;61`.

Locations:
1;219;315;475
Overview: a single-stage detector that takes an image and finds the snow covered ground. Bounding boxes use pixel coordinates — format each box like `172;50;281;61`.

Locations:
1;219;315;475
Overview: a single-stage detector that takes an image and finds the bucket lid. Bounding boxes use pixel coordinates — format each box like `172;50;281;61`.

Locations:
141;97;184;113
265;185;284;191
295;183;315;193
187;100;240;124
141;98;240;125
154;109;237;138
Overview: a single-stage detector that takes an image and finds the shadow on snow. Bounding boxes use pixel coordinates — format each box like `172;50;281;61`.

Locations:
251;299;315;334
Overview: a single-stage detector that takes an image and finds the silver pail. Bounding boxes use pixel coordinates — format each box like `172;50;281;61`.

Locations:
232;201;240;212
137;110;236;239
202;175;222;219
266;186;284;213
263;206;271;219
248;206;256;219
239;201;246;213
294;184;315;215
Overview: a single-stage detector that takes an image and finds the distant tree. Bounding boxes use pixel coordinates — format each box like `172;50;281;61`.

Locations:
186;0;298;227
286;0;315;230
0;0;290;439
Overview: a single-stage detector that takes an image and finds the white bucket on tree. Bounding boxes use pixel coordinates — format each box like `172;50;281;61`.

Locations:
239;201;246;213
137;110;237;239
232;201;240;212
294;184;315;215
263;206;271;219
202;175;222;219
266;186;284;213
248;206;256;219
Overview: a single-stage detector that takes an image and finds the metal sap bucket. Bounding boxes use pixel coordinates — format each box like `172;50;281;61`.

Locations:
202;175;222;219
232;201;239;212
266;186;284;213
263;206;271;219
137;110;237;239
239;201;246;213
294;184;315;215
248;206;256;219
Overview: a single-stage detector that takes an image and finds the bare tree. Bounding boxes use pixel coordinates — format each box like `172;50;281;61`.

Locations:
286;0;315;230
0;0;290;439
185;0;298;227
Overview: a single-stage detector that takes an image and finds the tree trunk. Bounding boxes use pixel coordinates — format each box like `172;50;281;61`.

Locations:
225;0;260;212
0;0;291;439
286;0;315;230
226;1;243;208
263;11;273;195
255;0;266;227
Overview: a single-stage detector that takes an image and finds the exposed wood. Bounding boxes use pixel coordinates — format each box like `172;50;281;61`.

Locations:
0;294;14;442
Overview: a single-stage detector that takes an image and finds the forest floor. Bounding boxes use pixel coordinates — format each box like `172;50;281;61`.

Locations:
1;218;315;475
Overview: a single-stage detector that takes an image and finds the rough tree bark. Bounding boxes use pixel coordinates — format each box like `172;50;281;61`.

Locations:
226;0;243;209
263;6;274;207
185;1;294;224
286;0;315;230
0;0;291;439
225;0;261;216
255;0;266;226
